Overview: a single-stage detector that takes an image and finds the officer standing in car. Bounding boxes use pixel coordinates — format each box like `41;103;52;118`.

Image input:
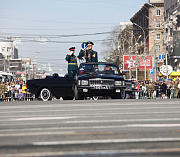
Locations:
78;41;98;63
65;47;78;78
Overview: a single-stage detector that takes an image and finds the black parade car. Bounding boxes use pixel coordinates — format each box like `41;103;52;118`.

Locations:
27;62;126;101
74;62;126;100
27;73;75;101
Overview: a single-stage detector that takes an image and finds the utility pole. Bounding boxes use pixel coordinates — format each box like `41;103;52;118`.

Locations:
144;34;146;82
164;20;168;79
129;36;131;80
153;31;157;82
135;43;138;81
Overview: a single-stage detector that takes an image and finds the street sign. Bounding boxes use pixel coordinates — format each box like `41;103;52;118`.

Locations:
81;42;88;50
160;65;173;76
149;69;154;74
159;54;164;59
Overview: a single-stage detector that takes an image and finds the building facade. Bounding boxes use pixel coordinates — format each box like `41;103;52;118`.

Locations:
164;0;180;73
130;0;164;81
0;40;18;59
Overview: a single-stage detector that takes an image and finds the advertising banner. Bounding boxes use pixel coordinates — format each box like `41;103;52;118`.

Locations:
123;55;152;71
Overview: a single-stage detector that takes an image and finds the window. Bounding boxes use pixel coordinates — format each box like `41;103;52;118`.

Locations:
156;34;160;40
7;47;12;52
2;47;5;52
156;45;160;52
156;22;160;28
156;10;160;16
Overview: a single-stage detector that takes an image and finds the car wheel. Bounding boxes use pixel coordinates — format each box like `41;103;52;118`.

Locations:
74;85;84;100
40;88;52;101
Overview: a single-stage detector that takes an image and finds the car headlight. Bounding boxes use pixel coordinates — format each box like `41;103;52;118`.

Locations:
81;80;88;86
115;81;122;86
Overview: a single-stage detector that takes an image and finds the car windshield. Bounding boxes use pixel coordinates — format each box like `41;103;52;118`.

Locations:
79;63;120;75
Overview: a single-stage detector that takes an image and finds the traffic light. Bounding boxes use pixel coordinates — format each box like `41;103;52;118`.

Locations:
176;15;180;27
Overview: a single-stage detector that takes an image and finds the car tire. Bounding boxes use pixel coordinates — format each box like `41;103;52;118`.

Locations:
74;85;84;100
40;88;52;101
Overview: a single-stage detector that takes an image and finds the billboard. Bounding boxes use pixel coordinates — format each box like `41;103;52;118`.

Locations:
123;55;153;71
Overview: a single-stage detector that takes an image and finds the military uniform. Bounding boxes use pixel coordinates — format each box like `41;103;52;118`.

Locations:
78;41;98;63
174;81;179;98
65;47;78;78
0;82;6;100
147;83;153;99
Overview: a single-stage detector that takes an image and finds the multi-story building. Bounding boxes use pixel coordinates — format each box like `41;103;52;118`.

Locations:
0;40;18;59
164;0;180;74
0;39;20;72
130;0;164;81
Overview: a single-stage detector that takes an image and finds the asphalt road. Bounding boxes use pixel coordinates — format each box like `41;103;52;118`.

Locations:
0;99;180;157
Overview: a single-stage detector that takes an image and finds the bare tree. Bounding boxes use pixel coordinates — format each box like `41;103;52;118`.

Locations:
102;25;133;67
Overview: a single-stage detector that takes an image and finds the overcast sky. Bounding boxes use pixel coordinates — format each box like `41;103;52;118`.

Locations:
0;0;148;75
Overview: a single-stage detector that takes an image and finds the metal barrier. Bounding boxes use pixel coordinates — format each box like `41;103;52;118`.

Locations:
0;90;34;102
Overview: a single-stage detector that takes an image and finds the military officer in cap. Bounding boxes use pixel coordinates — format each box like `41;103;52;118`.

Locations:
78;41;98;63
65;47;78;78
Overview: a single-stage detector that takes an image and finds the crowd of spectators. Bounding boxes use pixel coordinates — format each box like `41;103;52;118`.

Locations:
0;78;32;102
133;79;180;99
0;77;180;101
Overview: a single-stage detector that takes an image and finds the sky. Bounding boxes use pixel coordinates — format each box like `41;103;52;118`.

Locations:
0;0;148;75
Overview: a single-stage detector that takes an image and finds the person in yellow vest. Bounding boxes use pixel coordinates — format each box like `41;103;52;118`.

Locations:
7;82;12;101
22;81;27;101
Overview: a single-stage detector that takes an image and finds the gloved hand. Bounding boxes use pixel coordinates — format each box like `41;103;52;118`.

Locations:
69;51;73;55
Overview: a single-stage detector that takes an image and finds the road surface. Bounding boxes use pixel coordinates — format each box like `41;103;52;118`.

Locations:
0;99;180;156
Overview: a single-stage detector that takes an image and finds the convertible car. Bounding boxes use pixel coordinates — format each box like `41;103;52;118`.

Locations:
26;73;74;101
27;62;126;101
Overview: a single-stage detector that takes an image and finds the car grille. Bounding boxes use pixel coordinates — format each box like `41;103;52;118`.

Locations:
89;79;114;86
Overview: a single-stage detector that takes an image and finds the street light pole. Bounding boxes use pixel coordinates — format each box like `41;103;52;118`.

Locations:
135;43;138;81
133;23;146;81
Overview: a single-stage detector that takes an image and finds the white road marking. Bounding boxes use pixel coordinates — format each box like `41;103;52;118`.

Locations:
33;137;180;145
0;131;75;137
0;101;179;109
0;118;180;131
63;118;180;123
1;148;180;157
126;124;180;127
11;116;75;121
0;111;180;118
0;106;180;113
0;123;180;133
